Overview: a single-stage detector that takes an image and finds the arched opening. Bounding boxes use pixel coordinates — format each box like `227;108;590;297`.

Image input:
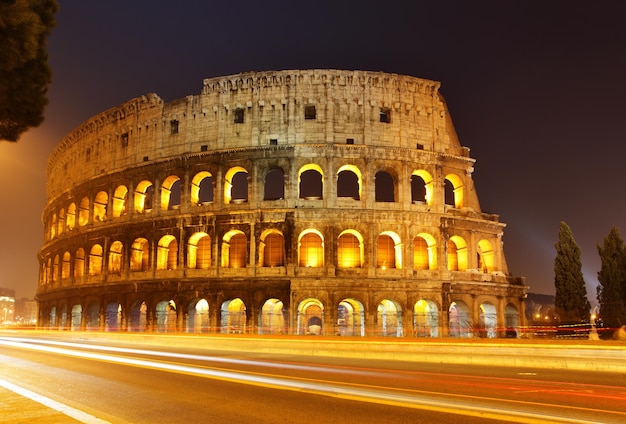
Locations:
413;299;439;337
86;303;99;331
49;306;56;330
374;170;395;202
337;299;365;336
156;300;177;332
477;239;496;272
447;236;468;271
221;231;247;268
337;230;363;268
66;202;76;230
505;304;519;338
337;166;361;200
61;251;71;280
105;302;121;331
449;301;471;337
188;232;211;269
57;208;65;235
70;304;82;331
93;191;108;221
89;244;103;276
50;213;57;239
411;170;434;205
161;175;181;210
224;167;248;204
297;298;324;335
298;230;324;267
377;232;401;269
260;230;285;267
299;166;323;199
444;173;464;208
157;235;178;270
220;298;246;334
377;299;403;337
129;301;147;332
78;197;89;226
264;168;284;200
134;180;154;213
413;234;437;271
479;302;498;338
191;171;214;205
112;185;128;218
259;298;285;334
108;241;123;274
74;248;85;278
188;299;210;333
130;238;150;271
52;255;59;284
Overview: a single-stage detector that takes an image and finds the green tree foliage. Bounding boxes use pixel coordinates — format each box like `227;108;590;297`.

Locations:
554;221;590;322
0;0;58;142
597;226;626;328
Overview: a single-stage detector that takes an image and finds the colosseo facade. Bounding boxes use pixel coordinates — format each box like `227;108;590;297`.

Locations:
37;69;527;337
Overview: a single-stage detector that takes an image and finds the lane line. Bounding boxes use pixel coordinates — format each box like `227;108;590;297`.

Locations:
0;378;111;424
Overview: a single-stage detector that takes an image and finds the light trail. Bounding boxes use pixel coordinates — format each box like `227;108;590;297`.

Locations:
1;337;620;423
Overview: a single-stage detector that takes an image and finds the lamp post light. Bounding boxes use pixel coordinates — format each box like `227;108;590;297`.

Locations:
589;306;599;341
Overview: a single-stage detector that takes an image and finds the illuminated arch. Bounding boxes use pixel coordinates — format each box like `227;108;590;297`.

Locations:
413;233;437;270
160;175;181;210
447;235;468;271
377;299;403;337
61;251;71;280
156;299;177;332
74;248;85;278
89;244;103;275
130;238;150;271
129;301;147;332
259;229;285;267
337;164;362;200
298;163;324;199
337;229;364;268
157;235;178;270
93;191;108;221
297;298;324;335
105;302;122;332
224;166;248;204
134;180;154;213
108;240;123;273
78;197;90;226
58;208;65;235
187;232;211;269
221;298;246;333
190;171;213;205
338;298;365;336
66;202;76;230
111;185;128;218
477;239;496;272
413;299;439;337
411;170;434;206
449;300;471;337
259;298;285;334
298;229;324;267
49;213;57;239
444;173;464;208
377;231;402;269
221;230;247;268
479;302;497;338
505;304;519;338
188;299;210;333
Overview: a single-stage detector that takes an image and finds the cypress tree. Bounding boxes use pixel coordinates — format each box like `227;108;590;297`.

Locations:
554;221;591;323
597;226;626;328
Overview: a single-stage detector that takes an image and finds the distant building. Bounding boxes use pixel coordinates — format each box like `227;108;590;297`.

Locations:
15;298;38;326
0;288;16;323
37;70;527;337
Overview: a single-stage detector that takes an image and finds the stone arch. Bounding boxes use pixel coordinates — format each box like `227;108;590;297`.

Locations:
221;230;247;268
78;196;89;226
129;301;147;332
377;231;402;269
89;244;103;275
505;303;519;338
57;208;65;235
413;299;439;337
444;173;464;208
66;202;76;230
221;298;247;334
413;233;437;270
49;213;57;239
112;185;128;218
479;301;497;338
297;298;324;335
298;229;324;267
86;302;99;331
374;170;395;202
93;191;108;221
108;240;123;273
190;171;214;205
477;239;496;272
259;229;285;267
161;175;181;210
188;298;210;333
449;300;471;337
337;229;364;268
411;169;434;205
224;166;248;204
264;168;285;200
259;298;285;334
337;298;365;336
61;251;71;280
377;299;403;337
188;232;211;269
337;164;361;200
130;238;150;271
447;235;468;271
105;302;122;331
298;164;323;199
156;299;177;332
157;235;178;270
134;180;154;213
74;248;85;278
70;304;82;331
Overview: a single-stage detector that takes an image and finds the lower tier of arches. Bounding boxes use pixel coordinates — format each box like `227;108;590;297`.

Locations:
36;278;526;338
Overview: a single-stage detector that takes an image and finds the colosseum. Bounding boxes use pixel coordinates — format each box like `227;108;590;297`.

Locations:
37;69;527;338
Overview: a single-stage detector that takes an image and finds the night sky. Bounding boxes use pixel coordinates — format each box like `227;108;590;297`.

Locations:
2;1;626;300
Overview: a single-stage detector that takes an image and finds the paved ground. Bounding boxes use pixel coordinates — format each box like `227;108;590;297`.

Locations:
0;386;80;424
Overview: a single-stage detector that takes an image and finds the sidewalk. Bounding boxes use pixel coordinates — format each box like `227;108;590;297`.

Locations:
0;385;81;424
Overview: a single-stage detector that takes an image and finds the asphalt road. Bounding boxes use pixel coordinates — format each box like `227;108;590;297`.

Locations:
1;335;625;423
